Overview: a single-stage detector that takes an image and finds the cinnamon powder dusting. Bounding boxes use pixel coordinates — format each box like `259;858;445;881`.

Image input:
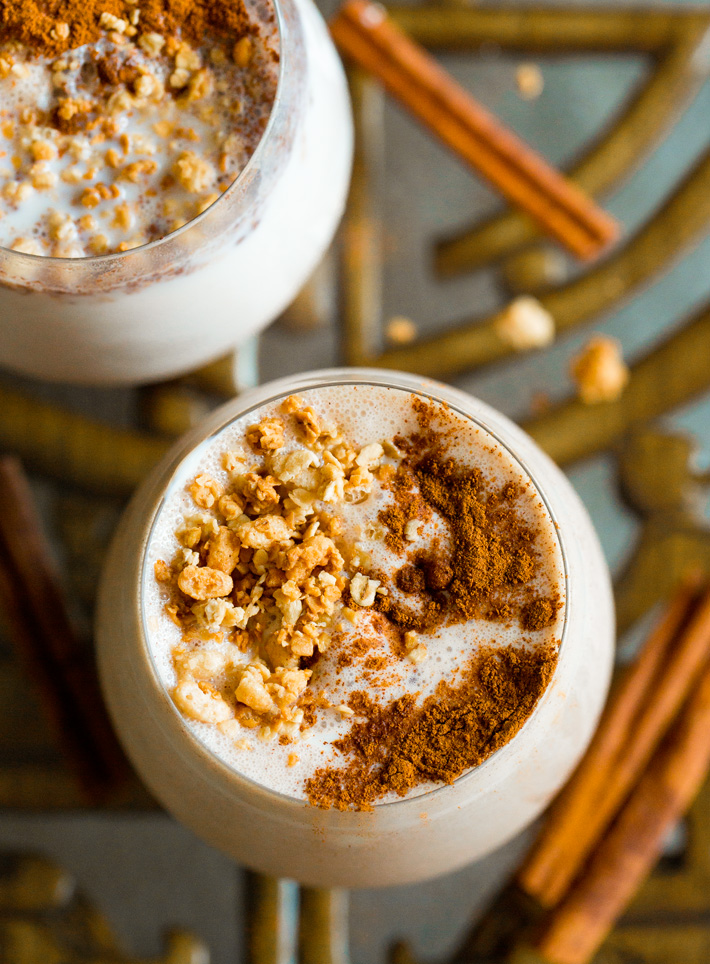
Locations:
373;414;560;636
306;643;558;810
306;394;563;810
0;0;251;60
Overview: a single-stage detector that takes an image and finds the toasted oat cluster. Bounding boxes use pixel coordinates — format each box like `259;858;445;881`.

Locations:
494;296;555;352
515;63;544;101
155;395;393;743
571;335;629;404
0;8;277;255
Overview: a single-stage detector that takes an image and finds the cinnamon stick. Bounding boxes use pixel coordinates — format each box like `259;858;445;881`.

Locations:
533;655;710;964
329;0;619;261
518;576;708;907
0;456;129;803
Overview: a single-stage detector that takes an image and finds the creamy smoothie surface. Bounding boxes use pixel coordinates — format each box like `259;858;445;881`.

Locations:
0;0;278;256
144;385;566;809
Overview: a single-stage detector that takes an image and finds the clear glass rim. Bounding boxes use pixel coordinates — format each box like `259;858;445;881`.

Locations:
0;0;287;265
138;369;570;811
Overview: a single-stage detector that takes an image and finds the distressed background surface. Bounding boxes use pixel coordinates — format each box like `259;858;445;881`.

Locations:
1;0;710;959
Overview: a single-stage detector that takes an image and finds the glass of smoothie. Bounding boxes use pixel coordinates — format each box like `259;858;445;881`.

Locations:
96;368;614;887
0;0;352;384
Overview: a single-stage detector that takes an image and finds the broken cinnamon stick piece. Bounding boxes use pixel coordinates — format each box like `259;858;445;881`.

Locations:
533;655;710;964
330;0;619;261
0;456;129;803
518;575;707;907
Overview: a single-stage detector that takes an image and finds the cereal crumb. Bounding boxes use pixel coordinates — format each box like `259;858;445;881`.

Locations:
154;559;173;583
173;679;233;723
246;417;285;452
138;32;165;56
169;67;190;89
172;150;215;193
495;296;555;351
516;63;544;100
189;473;222;508
177;564;233;600
405;632;427;664
408;647;427;664
100;12;130;34
175;42;201;71
404;519;422;542
111;203;134;230
120;159;158;182
570;335;629;404
30;141;57;162
87;234;110;255
50;22;70;41
282;394;304;414
233;37;253;67
403;631;418;652
236;664;276;715
350;572;380;607
195;191;220;215
9;237;42;255
385;315;417;345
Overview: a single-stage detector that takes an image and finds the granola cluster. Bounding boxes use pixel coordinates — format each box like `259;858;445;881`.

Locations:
0;5;277;255
494;296;555;352
155;395;392;744
571;335;629;404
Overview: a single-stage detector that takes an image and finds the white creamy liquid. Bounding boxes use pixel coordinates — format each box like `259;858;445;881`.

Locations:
0;0;353;384
143;384;566;803
0;4;278;255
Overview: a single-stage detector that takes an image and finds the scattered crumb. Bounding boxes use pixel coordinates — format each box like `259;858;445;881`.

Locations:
516;63;544;100
385;315;417;345
494;296;555;351
570;335;629;404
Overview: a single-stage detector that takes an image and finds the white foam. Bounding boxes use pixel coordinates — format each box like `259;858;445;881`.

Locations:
142;384;566;801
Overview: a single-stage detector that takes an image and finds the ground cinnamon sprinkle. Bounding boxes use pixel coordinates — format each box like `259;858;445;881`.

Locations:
416;457;535;621
374;446;554;634
303;396;564;809
522;596;559;631
0;0;251;60
336;633;374;670
305;642;558;810
379;467;430;554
